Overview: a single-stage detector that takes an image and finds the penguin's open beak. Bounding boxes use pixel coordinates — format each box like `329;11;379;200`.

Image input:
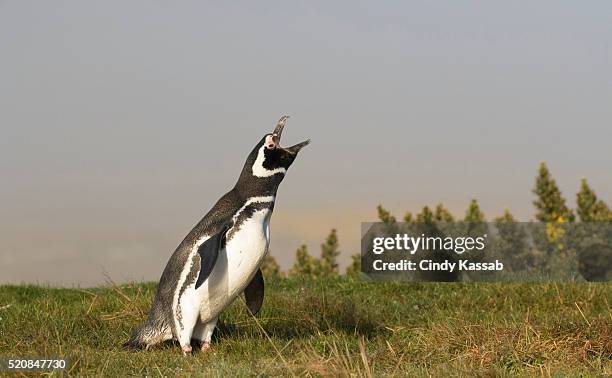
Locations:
273;115;288;141
273;115;310;154
285;139;310;154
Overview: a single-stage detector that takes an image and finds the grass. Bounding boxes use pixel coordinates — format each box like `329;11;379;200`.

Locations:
0;277;610;376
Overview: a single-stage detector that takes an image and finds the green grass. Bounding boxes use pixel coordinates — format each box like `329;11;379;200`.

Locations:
0;277;610;376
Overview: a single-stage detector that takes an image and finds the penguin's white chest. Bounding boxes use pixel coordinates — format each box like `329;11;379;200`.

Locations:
197;208;272;319
225;208;272;282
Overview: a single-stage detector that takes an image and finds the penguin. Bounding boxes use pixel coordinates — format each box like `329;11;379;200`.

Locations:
124;116;309;355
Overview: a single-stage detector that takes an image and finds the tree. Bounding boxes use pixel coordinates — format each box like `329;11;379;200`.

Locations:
403;212;413;223
460;199;488;268
319;229;340;276
377;205;396;224
533;162;574;222
346;253;361;276
574;179;612;280
464;199;485;222
434;203;455;222
576;178;612;222
289;244;317;276
289;230;342;278
496;208;515;222
261;251;282;277
416;206;434;223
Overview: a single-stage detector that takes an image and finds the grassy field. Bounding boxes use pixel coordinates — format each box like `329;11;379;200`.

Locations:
0;277;610;376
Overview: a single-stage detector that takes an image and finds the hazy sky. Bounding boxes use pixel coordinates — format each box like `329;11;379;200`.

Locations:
1;1;611;286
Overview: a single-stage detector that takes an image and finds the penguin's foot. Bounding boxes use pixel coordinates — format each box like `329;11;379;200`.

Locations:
200;341;211;352
181;345;192;356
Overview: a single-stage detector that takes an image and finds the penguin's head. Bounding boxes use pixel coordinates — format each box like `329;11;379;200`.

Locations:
247;116;310;178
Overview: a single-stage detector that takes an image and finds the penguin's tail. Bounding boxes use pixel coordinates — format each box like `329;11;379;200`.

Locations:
123;322;169;350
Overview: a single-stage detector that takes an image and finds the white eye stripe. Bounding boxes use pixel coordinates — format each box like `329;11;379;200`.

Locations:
252;145;286;177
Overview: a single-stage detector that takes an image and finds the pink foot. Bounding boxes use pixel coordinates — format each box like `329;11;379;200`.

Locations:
200;341;211;352
182;345;192;356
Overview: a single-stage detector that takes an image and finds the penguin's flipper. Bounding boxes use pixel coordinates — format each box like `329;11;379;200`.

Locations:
195;225;229;289
244;268;264;315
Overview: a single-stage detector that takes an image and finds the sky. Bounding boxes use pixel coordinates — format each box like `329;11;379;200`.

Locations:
1;1;611;286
